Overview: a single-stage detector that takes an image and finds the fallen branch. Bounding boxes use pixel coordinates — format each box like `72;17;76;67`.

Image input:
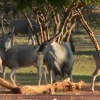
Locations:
0;78;21;94
0;78;85;94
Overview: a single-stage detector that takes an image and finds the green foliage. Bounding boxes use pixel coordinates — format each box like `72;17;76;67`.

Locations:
14;0;70;10
15;0;33;10
47;0;70;7
2;0;100;11
82;0;100;5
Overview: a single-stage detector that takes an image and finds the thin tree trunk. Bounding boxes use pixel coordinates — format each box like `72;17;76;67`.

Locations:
57;0;78;43
66;22;77;43
22;11;40;45
45;25;49;40
78;9;100;50
60;20;77;43
37;15;44;43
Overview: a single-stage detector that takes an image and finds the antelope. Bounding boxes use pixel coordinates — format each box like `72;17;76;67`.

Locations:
92;50;100;91
0;16;74;85
0;31;74;85
37;33;74;84
0;44;47;85
6;18;40;45
0;14;14;50
0;15;13;73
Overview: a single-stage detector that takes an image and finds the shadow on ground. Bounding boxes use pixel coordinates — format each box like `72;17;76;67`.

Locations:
0;73;100;85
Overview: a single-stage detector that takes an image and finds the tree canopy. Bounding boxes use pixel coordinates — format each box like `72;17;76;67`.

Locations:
2;0;100;10
1;0;100;50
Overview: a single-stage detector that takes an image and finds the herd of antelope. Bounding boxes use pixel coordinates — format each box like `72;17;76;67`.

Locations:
0;13;99;92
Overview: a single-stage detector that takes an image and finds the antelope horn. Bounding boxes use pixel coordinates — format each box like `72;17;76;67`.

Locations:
49;32;63;43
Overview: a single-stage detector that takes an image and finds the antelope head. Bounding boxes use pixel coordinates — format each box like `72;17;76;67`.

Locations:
37;32;62;54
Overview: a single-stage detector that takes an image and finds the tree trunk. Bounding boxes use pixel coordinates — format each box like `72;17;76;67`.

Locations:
0;78;85;94
22;11;40;45
78;9;100;50
36;15;44;43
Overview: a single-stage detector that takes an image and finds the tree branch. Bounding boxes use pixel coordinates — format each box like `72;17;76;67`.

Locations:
0;78;85;94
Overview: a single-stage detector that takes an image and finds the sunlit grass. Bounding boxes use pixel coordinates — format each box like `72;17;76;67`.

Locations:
0;54;98;85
